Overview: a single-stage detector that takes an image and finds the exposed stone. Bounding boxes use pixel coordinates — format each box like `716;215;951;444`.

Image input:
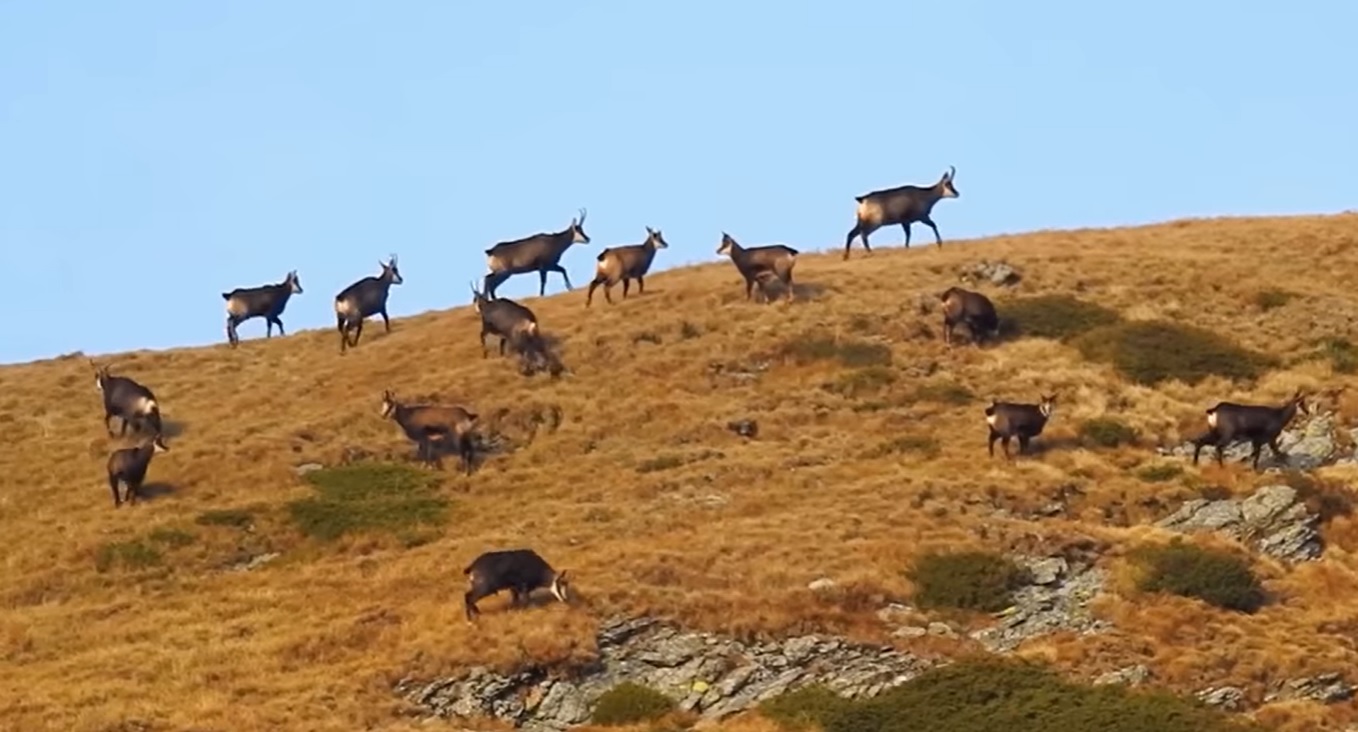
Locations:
1264;672;1355;704
807;577;837;592
726;419;759;439
1197;686;1246;711
293;462;324;476
1027;557;1068;586
1094;664;1151;687
970;557;1111;653
958;260;1022;287
1155;484;1323;563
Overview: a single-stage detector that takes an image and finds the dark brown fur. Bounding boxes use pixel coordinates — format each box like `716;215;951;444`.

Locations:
586;226;669;306
939;286;1000;347
844;167;959;259
985;394;1056;459
716;232;798;303
106;434;169;508
1192;390;1309;471
380;390;479;474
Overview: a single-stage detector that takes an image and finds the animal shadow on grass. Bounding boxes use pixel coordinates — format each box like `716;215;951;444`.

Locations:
159;420;188;439
514;333;567;378
132;482;178;502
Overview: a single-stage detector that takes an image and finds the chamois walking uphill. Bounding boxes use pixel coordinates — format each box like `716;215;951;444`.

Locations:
463;548;572;622
222;270;303;347
334;255;403;354
105;434;169;508
939;286;1000;347
1192;389;1310;471
379;390;479;475
985;394;1057;459
469;282;557;376
91;360;163;438
483;208;591;299
844;166;960;260
586;226;669;306
717;232;799;303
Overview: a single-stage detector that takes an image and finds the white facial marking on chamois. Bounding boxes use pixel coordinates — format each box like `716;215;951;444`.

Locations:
95;375;103;392
1040;402;1053;418
550;575;566;602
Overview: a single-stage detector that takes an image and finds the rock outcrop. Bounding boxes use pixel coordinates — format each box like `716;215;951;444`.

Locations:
969;555;1112;653
1155;484;1323;563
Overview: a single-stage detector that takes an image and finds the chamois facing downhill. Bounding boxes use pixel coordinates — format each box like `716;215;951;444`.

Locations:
939;286;1000;347
1193;390;1310;471
469;282;557;376
91;360;163;438
106;434;169;508
717;232;799;304
463;548;571;622
222;270;304;347
483;208;591;300
379;390;479;475
334;255;403;354
844;166;959;260
985;394;1056;459
586;226;669;307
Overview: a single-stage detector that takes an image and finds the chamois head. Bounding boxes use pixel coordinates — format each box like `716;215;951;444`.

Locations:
550;569;572;603
644;226;669;250
1287;388;1310;416
380;389;400;419
90;359;110;392
716;232;739;256
284;270;304;294
938;166;959;199
380;255;404;285
569;208;591;244
146;433;170;454
469;281;489;314
1038;393;1057;417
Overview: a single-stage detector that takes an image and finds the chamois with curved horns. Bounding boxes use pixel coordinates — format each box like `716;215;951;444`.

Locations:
106;434;169;508
380;390;479;474
91;360;163;437
939;286;1000;347
222;270;304;347
463;548;572;622
334;255;403;354
482;208;591;300
985;394;1056;459
469;281;550;368
717;232;799;303
586;226;669;307
1192;390;1309;471
844;166;960;260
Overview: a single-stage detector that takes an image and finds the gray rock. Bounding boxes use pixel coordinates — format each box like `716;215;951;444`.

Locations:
293;462;324;476
1094;664;1152;687
1197;686;1246;711
958;261;1022;287
1028;557;1068;585
1156;484;1323;563
970;558;1111;653
1264;673;1355;704
807;578;837;592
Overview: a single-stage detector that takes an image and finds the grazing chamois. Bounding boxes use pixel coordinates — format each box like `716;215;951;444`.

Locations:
985;394;1056;459
106;434;169;508
939;286;1000;347
1192;390;1309;471
334;255;404;353
586;226;669;306
380;390;479;474
483;208;591;299
91;360;163;437
222;270;304;347
463;548;571;622
844;166;960;260
717;232;799;303
469;282;549;367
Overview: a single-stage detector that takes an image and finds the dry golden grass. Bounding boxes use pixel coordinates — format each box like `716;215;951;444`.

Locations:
5;213;1358;731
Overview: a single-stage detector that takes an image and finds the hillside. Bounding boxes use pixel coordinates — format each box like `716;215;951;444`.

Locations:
6;213;1358;732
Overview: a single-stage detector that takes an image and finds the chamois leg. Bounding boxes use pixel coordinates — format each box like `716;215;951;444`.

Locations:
1191;430;1218;465
550;264;573;292
1249;441;1265;471
636;276;645;295
109;476;122;508
464;591;482;621
1268;437;1288;467
337;314;349;353
499;336;508;357
921;215;943;247
1001;435;1014;460
226;317;240;347
479;329;491;358
350;319;365;347
118;415;130;437
1018;435;1032;456
987;430;999;457
586;277;604;307
744;277;755;301
538;268;550;296
270;316;286;337
380;308;391;334
943;318;955;347
621;278;630;299
901;222;913;248
843;225;862;260
458;435;475;476
265;318;273;338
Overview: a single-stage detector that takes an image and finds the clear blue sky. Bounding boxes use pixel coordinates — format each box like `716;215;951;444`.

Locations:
2;1;1355;365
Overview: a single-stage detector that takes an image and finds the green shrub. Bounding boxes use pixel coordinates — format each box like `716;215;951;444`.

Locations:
907;550;1026;613
591;682;676;726
795;656;1261;732
1074;320;1275;386
1078;417;1138;448
1135;462;1183;483
822;366;896;398
999;294;1122;341
287;462;449;541
865;435;941;460
196;508;255;529
94;539;163;573
1253;288;1295;311
910;380;975;406
778;334;892;368
1130;539;1265;613
1314;337;1358;374
146;527;196;548
759;684;852;731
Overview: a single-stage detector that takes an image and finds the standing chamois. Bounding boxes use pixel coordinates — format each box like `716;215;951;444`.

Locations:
463;548;572;622
939;286;1000;347
334;255;404;354
985;394;1057;459
717;232;799;303
586;226;669;306
106;434;169;508
469;281;554;374
222;270;304;347
92;360;163;437
380;390;479;474
844;166;960;260
1192;390;1309;471
483;208;591;299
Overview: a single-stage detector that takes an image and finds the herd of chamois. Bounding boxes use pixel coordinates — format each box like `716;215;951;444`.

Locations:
80;165;1321;614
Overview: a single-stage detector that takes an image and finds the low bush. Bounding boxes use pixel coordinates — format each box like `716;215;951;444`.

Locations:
196;508;255;529
910;380;975;406
1078;417;1138;448
94;539;163;573
1074;320;1275;386
778;334;892;368
1129;539;1265;613
590;682;676;726
865;435;941;460
907;550;1026;613
823;366;896;398
1135;462;1183;483
999;294;1122;341
287;462;448;541
1253;288;1295;311
759;684;852;731
762;656;1261;732
1313;337;1358;374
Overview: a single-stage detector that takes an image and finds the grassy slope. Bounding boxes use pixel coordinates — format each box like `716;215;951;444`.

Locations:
5;213;1358;732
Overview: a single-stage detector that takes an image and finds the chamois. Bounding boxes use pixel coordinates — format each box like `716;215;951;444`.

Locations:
717;232;799;303
463;548;571;621
844;166;959;260
380;390;479;474
222;270;303;347
1192;390;1309;471
586;226;669;306
334;255;403;353
106;434;169;508
985;394;1057;459
91;360;163;437
469;282;549;368
483;209;591;299
939;287;1000;347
